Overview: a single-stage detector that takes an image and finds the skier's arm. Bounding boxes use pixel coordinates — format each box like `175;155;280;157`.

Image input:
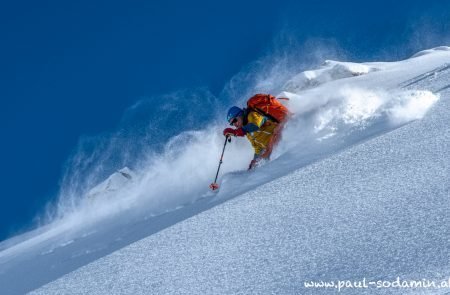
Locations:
223;127;246;137
242;123;259;133
242;113;266;133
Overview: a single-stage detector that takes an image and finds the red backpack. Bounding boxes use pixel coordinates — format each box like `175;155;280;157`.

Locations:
247;94;290;123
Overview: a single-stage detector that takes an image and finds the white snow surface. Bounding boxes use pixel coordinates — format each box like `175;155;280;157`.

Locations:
1;47;450;294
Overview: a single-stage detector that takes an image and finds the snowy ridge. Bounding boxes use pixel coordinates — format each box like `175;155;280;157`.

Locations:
283;60;380;92
410;46;450;58
85;167;135;200
1;47;450;294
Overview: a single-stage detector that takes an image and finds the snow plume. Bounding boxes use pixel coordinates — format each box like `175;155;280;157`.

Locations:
54;130;246;226
276;87;439;160
386;90;440;124
49;88;227;222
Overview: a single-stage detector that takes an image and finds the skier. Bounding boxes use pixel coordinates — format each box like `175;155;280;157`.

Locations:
223;94;290;170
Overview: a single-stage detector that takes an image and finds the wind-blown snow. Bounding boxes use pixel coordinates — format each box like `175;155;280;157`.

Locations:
1;47;450;295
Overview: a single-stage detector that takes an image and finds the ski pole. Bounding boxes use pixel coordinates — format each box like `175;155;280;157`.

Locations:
209;135;231;190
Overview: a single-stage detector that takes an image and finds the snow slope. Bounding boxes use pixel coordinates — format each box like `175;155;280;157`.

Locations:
1;47;450;294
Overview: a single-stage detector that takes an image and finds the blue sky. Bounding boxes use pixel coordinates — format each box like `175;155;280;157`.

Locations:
0;0;449;241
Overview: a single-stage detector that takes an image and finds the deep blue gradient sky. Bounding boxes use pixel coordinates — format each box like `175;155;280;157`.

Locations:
1;0;449;241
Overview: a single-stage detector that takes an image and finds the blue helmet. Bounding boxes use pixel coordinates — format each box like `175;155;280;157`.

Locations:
227;106;243;123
